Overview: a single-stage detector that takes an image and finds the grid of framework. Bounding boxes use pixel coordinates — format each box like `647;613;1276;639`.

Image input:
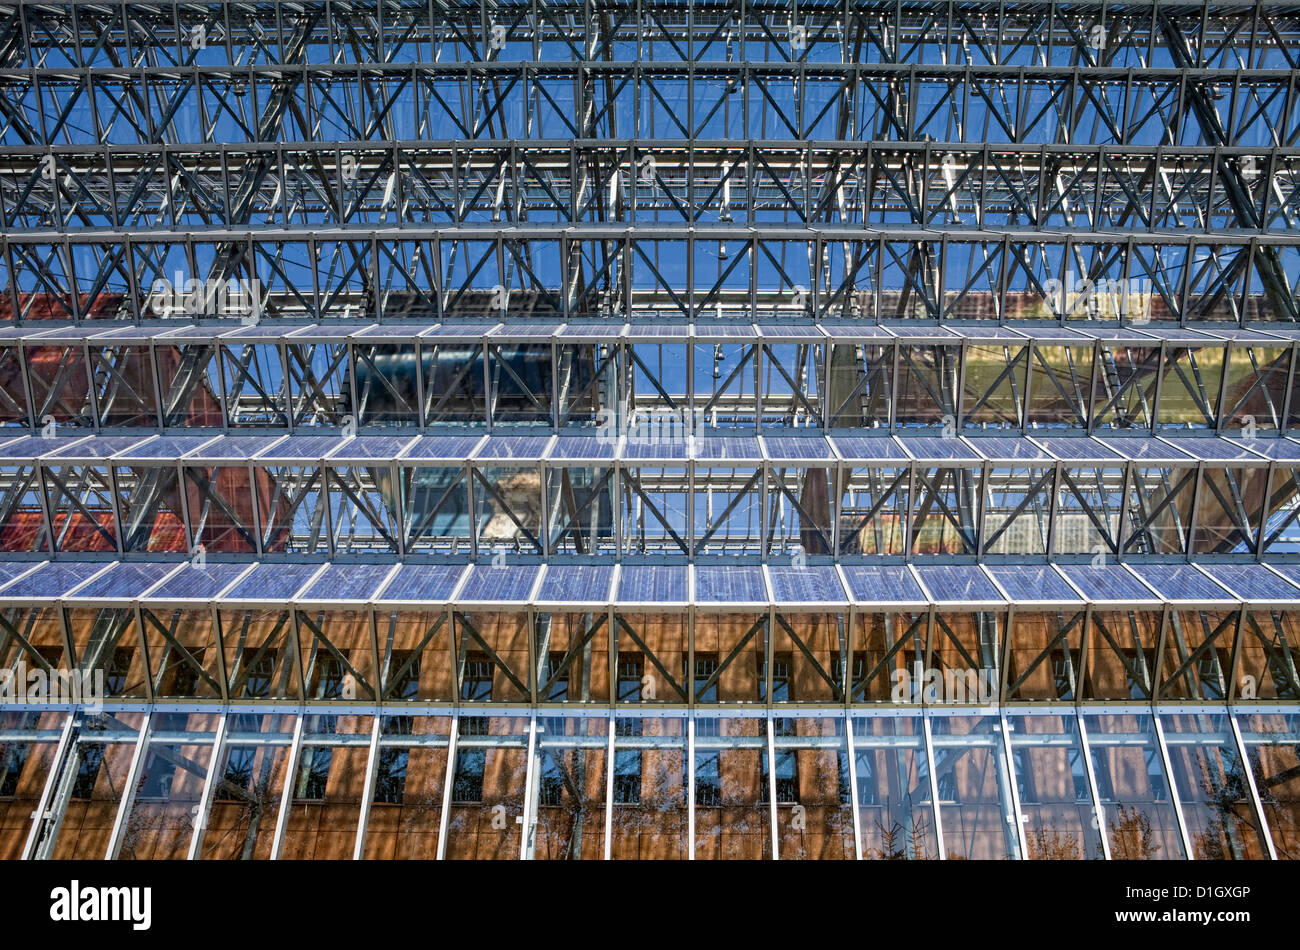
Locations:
0;0;1298;861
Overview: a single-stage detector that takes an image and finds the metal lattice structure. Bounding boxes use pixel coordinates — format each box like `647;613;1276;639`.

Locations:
0;1;1298;862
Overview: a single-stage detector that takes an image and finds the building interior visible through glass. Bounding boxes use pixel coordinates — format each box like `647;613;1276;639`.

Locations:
1;0;1299;859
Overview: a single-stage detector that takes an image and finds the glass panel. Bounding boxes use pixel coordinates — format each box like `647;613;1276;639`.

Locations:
929;612;1002;704
533;715;607;860
296;609;377;701
852;713;938;859
140;606;222;700
117;712;219;860
1083;712;1186;860
1235;611;1300;701
1082;610;1163;701
853;612;927;702
1005;610;1085;701
614;612;688;704
1160;712;1270;860
0;709;67;859
280;713;373;859
46;712;145;860
773;716;854;860
363;714;452;859
770;613;845;704
534;612;610;704
694;716;770;860
1237;712;1300;859
444;714;530;860
376;609;453;702
218;609;300;701
1007;712;1104;859
692;613;766;703
199;713;296;860
454;611;530;704
610;715;687;860
929;713;1021;860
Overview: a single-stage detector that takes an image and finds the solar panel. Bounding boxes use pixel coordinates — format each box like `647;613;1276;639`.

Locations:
1129;564;1235;601
985;566;1082;603
695;565;766;603
259;435;342;460
900;437;981;462
402;436;484;461
1109;438;1193;462
189;435;285;461
966;437;1053;462
828;437;910;462
1202;564;1300;601
457;563;541;602
549;436;616;460
695;438;762;461
622;440;690;460
1172;438;1268;462
760;437;835;462
145;562;252;600
224;562;323;600
299;563;396;602
115;436;217;460
0;561;108;598
329;436;419;461
1258;565;1300;599
375;563;465;602
1226;438;1300;461
0;562;36;591
766;566;846;603
43;436;151;461
1031;437;1122;462
475;436;552;461
1059;564;1155;602
840;565;926;604
914;565;1002;602
617;564;688;603
68;562;179;599
535;564;615;603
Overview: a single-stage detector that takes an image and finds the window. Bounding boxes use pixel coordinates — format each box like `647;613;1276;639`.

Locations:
295;747;333;800
695;752;721;807
0;742;32;798
71;744;105;799
692;653;718;703
452;748;486;803
460;652;493;736
374;748;409;804
538;751;564;806
216;746;256;802
542;652;570;702
759;750;799;804
241;653;276;699
386;650;420;701
760;653;793;702
613;749;641;804
105;648;133;695
136;752;175;800
616;653;644;703
308;653;345;700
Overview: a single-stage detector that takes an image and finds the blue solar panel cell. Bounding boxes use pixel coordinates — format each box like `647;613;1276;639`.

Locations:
617;565;688;602
70;562;178;599
695;565;766;603
300;563;395;601
457;564;541;602
767;566;845;602
0;562;108;598
1202;564;1300;601
376;564;465;602
1059;565;1155;602
914;565;1001;602
476;437;552;461
536;565;615;603
985;566;1081;603
1128;564;1234;601
146;562;252;600
840;566;926;604
225;562;323;600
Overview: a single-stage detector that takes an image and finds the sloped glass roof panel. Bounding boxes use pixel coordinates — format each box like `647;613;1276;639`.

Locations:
695;565;766;603
761;437;835;462
114;436;216;460
376;564;464;602
1227;438;1300;461
1032;437;1123;461
914;564;1001;602
1059;565;1155;602
145;562;251;600
535;564;615;603
0;437;71;459
1128;564;1235;601
829;437;910;462
1202;564;1300;601
402;436;484;461
617;564;688;603
693;324;757;339
1;561;107;598
899;438;981;462
840;565;927;604
225;562;323;600
965;437;1054;462
68;561;178;599
818;324;896;339
1168;438;1267;462
549;436;617;460
299;563;395;601
257;435;342;460
457;563;541;602
695;437;762;461
43;436;151;461
328;436;418;461
189;435;285;461
474;436;552;461
1109;439;1193;462
1256;565;1300;599
985;565;1082;603
622;440;690;460
0;561;35;591
767;566;846;602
